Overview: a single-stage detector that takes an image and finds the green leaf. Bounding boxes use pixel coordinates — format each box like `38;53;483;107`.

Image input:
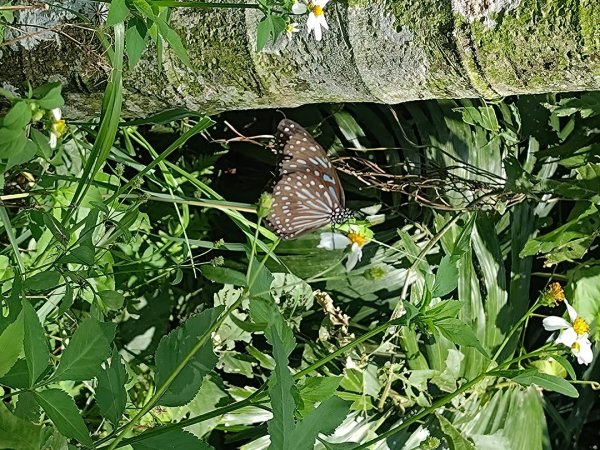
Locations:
256;14;286;51
511;370;579;398
437;414;475;450
96;349;128;426
106;0;130;26
33;389;93;447
60;244;95;266
132;429;213;450
126;16;148;68
435;318;488;357
290;397;351;450
156;19;192;68
267;327;297;450
21;301;49;386
33;83;64;110
30;128;53;159
456;106;499;132
432;255;458;298
154;306;224;406
14;391;40;422
99;290;125;310
52;318;116;381
0;359;29;388
42;212;69;245
0;402;43;450
200;266;246;286
0;312;24;378
3;102;31;129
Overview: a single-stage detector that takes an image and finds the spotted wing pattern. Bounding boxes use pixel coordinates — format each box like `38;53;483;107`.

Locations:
266;119;352;240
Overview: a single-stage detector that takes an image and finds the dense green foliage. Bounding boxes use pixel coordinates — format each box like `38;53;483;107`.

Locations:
1;4;600;450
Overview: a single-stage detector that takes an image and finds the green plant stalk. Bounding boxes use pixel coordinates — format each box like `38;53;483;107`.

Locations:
0;207;25;274
354;347;558;449
491;299;541;363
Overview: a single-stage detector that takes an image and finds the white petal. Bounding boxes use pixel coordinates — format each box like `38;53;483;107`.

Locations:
542;316;570;331
345;243;363;271
318;15;329;31
292;2;307;14
555;327;578;347
565;300;578;323
318;232;350;250
316;0;329;6
51;108;61;121
49;132;57;149
573;337;594;365
313;20;322;40
306;14;316;33
360;204;382;215
366;213;385;225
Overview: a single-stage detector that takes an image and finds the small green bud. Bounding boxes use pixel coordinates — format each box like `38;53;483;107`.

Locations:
257;192;273;219
213;238;225;249
211;256;224;267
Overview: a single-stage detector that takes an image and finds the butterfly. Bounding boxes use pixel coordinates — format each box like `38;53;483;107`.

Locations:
266;119;353;240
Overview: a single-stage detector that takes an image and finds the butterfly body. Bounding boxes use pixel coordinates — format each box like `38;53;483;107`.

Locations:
266;119;353;240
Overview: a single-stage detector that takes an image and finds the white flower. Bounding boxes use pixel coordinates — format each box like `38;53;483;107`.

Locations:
48;108;66;149
286;22;300;40
306;0;329;41
318;226;367;271
291;0;307;14
543;300;594;365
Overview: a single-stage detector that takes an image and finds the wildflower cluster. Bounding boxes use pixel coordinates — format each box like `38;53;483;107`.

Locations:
542;283;593;365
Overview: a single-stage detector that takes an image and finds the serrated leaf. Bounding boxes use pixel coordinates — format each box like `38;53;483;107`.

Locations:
437;414;475;450
435;318;488;357
0;402;43;450
33;389;93;447
154;306;223;406
106;0;130;26
290;396;351;450
267;327;296;450
52;318;116;381
96;349;128;426
132;429;213;450
21;301;49;386
0;312;24;378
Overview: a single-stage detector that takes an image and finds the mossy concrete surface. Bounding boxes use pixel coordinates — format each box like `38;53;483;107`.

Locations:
0;0;597;118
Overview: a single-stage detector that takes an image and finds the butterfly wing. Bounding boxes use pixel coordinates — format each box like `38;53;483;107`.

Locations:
266;119;347;240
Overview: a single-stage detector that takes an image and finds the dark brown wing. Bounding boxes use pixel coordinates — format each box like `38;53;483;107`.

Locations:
266;119;347;240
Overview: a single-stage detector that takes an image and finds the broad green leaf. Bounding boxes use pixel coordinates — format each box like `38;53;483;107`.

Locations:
0;359;29;388
267;328;296;450
40;431;68;450
21;301;49;386
60;244;95;266
511;370;579;398
30;128;52;159
248;260;273;300
132;429;213;450
106;0;130;26
126;16;148;68
96;349;128;426
3;102;31;129
33;82;63;110
14;392;40;422
290;396;351;450
426;300;464;321
437;414;475;450
155;306;224;406
256;16;271;52
33;389;93;447
250;297;295;355
0;402;43;450
99;290;125;310
432;255;458;298
0;312;24;377
201;266;246;286
52;318;116;381
435;318;488;357
23;271;61;292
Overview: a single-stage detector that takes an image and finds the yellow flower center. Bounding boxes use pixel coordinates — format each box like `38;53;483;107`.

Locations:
573;317;590;336
286;24;294;32
312;5;323;16
347;231;366;247
52;119;67;136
